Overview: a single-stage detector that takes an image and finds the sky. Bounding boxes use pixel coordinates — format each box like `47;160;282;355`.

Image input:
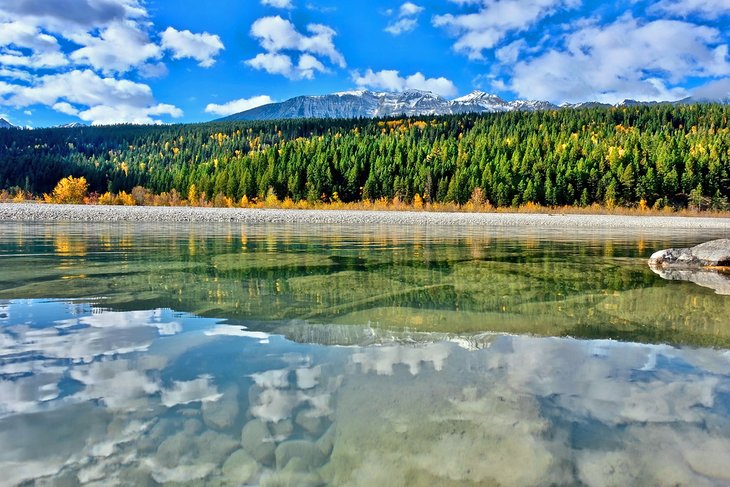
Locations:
1;0;730;127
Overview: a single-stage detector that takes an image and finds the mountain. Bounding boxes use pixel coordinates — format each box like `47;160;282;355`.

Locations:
57;122;88;128
218;89;560;121
0;118;14;129
217;89;730;122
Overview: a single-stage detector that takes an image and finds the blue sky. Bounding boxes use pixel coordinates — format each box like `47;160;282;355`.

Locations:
1;0;730;126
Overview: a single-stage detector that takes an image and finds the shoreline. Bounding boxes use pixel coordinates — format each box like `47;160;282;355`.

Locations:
2;202;730;230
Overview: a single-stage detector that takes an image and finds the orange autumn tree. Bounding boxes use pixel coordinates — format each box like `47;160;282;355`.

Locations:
45;176;89;204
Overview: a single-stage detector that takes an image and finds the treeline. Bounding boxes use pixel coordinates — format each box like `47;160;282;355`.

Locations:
1;104;729;209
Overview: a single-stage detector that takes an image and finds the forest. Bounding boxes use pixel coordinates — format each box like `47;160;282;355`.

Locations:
1;104;729;210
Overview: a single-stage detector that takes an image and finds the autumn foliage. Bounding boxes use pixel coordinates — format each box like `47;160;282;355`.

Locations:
44;176;88;204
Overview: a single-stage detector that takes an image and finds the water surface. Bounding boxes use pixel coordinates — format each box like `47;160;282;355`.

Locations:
1;222;729;486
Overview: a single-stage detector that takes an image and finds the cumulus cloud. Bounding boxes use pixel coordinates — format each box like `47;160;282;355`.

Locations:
502;16;730;104
261;0;294;8
353;69;458;97
650;0;730;19
385;2;424;35
246;15;344;79
160;27;224;68
0;0;145;29
0;0;223;124
204;95;274;116
0;69;183;124
70;21;161;74
690;77;730;100
433;0;579;59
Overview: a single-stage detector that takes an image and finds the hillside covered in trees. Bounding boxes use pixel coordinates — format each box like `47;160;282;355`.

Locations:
1;104;729;210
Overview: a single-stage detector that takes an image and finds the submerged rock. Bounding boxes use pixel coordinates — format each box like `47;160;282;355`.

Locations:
241;419;276;465
649;239;730;269
202;386;240;430
221;449;259;485
275;440;327;471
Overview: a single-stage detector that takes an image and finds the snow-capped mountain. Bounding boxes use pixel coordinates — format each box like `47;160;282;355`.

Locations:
216;89;730;122
0;118;15;129
57;122;88;128
218;89;559;121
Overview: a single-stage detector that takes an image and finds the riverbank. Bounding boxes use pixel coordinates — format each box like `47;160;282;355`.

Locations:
3;202;730;230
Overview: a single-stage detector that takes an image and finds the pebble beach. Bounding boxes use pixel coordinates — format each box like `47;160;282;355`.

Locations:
2;202;730;230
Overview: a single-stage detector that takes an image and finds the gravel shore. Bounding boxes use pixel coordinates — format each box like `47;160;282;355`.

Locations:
2;202;730;230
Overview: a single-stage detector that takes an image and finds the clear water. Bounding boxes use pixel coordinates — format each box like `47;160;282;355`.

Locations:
1;222;729;486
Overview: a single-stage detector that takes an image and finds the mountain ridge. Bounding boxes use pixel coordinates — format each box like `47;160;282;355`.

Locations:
216;89;717;122
0;118;15;129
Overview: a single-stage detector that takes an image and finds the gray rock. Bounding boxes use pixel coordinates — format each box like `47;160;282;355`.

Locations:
316;424;335;457
196;430;240;465
270;419;294;440
260;470;324;487
221;449;259;485
241;419;276;465
650;267;730;295
275;440;326;471
155;432;191;468
295;411;323;436
649;239;730;268
202;386;240;430
183;418;203;436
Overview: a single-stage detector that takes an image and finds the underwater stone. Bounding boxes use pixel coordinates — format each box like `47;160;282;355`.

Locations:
260;470;324;487
270;419;294;440
196;430;240;465
155;432;190;468
183;418;203;436
202;386;240;430
316;423;335;457
221;449;259;485
295;411;323;436
241;419;276;465
275;440;327;471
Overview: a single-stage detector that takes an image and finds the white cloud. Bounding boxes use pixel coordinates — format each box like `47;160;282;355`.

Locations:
0;67;33;81
650;0;730;19
690;77;730;100
0;0;224;124
386;2;424;35
246;52;295;77
247;15;345;79
70;20;161;74
0;69;183;124
400;2;424;16
433;0;578;59
205;95;274;116
52;101;79;115
160;27;224;68
261;0;294;8
504;16;730;104
385;18;419;35
353;69;458;97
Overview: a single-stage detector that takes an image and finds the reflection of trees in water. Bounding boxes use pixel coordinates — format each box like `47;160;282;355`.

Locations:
2;225;729;346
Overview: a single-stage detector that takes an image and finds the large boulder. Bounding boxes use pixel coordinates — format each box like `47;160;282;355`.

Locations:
648;239;730;269
648;239;730;295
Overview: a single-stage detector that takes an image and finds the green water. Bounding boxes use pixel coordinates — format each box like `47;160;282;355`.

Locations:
1;222;729;486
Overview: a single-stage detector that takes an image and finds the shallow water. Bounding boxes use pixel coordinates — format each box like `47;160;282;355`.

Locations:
1;222;729;486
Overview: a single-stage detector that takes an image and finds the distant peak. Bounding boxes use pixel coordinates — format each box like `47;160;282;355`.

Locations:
333;89;371;97
454;91;504;103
